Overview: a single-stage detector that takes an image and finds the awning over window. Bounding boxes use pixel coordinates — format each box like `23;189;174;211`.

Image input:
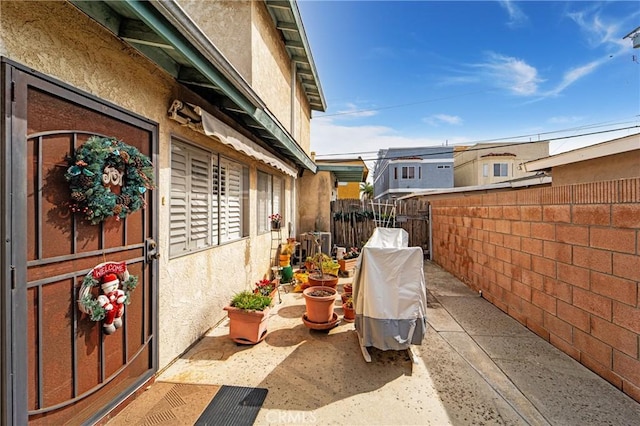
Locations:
168;100;297;177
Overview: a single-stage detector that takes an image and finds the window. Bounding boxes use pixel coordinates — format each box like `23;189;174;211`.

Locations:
483;164;489;177
257;171;284;234
401;166;415;179
394;167;398;179
170;140;248;257
493;163;508;177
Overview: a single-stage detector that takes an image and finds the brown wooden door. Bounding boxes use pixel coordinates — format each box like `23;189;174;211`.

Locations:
4;62;158;425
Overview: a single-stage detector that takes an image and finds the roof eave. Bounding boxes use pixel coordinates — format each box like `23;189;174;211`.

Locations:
524;133;640;172
70;0;317;173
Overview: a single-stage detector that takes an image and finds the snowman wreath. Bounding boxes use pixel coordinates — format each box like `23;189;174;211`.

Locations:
78;261;138;334
65;135;155;225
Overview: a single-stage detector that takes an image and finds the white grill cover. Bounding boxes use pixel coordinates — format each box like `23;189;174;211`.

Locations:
353;228;427;350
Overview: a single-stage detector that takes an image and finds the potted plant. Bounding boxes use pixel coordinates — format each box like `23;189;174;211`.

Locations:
305;234;339;289
279;242;294;267
338;247;360;273
254;278;276;300
223;291;272;344
342;295;355;322
269;213;282;230
302;286;339;329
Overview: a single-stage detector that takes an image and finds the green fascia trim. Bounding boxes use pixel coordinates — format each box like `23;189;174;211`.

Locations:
119;1;315;173
253;110;316;172
316;165;365;182
120;1;255;113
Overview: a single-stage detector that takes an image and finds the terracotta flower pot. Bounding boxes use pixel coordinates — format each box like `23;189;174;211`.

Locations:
303;286;337;324
342;303;355;322
343;283;353;294
223;306;269;344
307;273;338;289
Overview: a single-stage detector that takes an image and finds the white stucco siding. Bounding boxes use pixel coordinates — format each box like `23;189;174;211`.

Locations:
295;78;312;151
176;0;253;83
1;0;288;370
251;1;294;134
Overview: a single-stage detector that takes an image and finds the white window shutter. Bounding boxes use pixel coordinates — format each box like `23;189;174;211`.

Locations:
221;158;242;241
170;145;188;256
211;158;220;246
189;156;211;249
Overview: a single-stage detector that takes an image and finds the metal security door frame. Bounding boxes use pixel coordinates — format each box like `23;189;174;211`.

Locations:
0;57;159;425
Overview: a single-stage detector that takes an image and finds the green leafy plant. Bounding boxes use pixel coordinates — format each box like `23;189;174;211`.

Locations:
230;291;272;311
344;296;354;309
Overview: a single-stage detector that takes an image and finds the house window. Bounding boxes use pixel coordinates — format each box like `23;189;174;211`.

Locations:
394;167;398;180
170;140;248;257
401;166;415;179
493;163;508;177
483;164;489;177
257;171;284;234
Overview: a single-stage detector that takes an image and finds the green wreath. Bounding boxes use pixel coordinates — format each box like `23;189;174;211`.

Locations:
65;136;155;225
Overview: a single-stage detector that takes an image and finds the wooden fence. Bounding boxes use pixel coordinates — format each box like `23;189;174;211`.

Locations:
330;199;430;255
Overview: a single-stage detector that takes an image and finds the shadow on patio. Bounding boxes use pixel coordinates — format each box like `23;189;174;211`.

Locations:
111;261;640;425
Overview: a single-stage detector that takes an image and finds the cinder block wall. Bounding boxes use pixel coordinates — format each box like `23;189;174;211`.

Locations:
430;178;640;403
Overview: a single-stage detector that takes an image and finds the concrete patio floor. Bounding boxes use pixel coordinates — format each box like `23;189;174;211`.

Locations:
110;261;640;425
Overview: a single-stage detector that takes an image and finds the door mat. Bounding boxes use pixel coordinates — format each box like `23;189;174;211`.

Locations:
195;385;268;426
107;382;220;425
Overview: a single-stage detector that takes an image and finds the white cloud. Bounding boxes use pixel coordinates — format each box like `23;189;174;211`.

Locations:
499;0;528;28
567;9;626;49
548;115;584;125
310;117;467;161
328;103;379;119
423;114;463;126
475;52;543;96
544;60;602;96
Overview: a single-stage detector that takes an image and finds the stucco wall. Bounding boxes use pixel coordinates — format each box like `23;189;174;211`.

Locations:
295;75;312;151
297;170;332;233
177;0;253;84
552;151;640;186
1;0;291;370
337;182;361;199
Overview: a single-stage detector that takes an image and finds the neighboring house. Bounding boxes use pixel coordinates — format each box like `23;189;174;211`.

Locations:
0;1;324;423
317;157;368;200
297;155;367;233
454;141;549;187
373;147;454;201
523;133;640;185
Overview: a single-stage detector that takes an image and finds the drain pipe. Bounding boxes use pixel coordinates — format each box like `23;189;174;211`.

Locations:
428;203;433;261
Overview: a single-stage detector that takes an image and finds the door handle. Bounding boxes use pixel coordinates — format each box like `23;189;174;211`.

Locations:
146;239;160;262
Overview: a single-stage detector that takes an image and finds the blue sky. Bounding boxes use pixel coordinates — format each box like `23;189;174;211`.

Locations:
297;0;640;168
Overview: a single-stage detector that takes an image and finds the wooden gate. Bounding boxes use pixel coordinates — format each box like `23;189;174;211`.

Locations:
2;61;158;424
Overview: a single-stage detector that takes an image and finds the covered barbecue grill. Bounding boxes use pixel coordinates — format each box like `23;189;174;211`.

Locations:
352;227;427;361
